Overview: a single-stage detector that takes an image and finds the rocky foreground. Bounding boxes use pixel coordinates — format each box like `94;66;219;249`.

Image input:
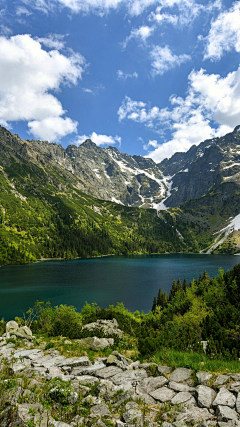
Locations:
1;320;240;427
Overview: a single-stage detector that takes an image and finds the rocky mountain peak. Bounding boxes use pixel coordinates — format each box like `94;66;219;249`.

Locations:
80;139;97;148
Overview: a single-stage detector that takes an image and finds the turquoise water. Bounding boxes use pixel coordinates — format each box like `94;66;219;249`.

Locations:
1;254;240;320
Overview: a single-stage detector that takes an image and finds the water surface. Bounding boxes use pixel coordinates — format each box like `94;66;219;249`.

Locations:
1;254;240;319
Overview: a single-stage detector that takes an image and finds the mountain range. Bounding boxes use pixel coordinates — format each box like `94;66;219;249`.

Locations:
1;124;240;264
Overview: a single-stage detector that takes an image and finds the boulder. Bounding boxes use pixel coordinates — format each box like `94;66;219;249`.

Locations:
149;386;175;402
168;381;193;392
111;369;147;385
171;391;195;406
75;337;114;350
6;320;19;334
197;385;216;409
136;376;168;395
0;404;52;427
82;319;123;337
95;366;123;379
169;368;193;383
196;371;212;384
175;407;213;423
214;375;229;386
158;366;172;375
216;405;238;421
213;387;236;408
90;403;110;417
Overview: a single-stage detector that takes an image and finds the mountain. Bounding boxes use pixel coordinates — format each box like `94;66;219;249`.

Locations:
160;125;240;208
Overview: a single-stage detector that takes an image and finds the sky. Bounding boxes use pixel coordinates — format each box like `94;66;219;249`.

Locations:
0;0;240;163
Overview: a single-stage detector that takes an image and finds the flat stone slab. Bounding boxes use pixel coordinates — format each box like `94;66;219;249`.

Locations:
158;366;172;375
137;376;168;395
230;382;240;393
176;407;213;423
214;375;229;386
75;375;99;385
213;387;236;408
168;381;193;392
111;369;147;385
95;366;123;379
58;356;91;368
171;391;193;405
13;349;42;358
81;362;106;375
216;405;238;421
90;403;110;417
197;385;216;409
169;368;193;383
149;386;175;402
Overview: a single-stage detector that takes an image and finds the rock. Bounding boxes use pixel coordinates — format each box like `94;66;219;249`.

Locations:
6;320;19;334
136;376;168;395
230;382;240;393
123;402;143;426
196;372;212;384
90;403;110;417
115;421;125;427
175;407;213;423
158;366;172;375
64;340;72;345
95;366;123;379
111;369;147;385
214;375;229;386
51;422;72;427
96;380;113;396
69;415;84;427
236;392;240;413
81;362;106;375
216;405;238;421
162;423;174;427
197;385;216;409
107;354;127;370
168;381;193;392
75;337;114;350
149;386;175;402
70;381;90;396
230;374;240;382
58;356;91;368
171;391;195;406
76;375;99;385
82;319;123;337
48;387;78;404
213;388;236;408
13;349;42;358
0;403;51;427
169;368;193;383
47;366;63;379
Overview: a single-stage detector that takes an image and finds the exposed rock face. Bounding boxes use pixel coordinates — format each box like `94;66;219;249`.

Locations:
82;318;123;338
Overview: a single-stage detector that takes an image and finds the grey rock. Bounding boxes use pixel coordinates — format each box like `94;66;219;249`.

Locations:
216;406;238;421
169;368;193;383
76;375;99;385
0;404;51;427
115;421;125;427
149;386;175;402
171;391;195;405
111;369;147;385
213;388;236;408
81;362;106;375
162;423;174;427
58;356;91;368
175;407;213;423
83;318;123;337
95;366;123;379
75;337;114;350
90;403;110;417
230;374;240;382
13;349;42;358
123;406;143;426
136;376;168;395
6;320;19;334
97;379;114;396
197;385;216;409
230;382;240;393
236;392;240;413
158;366;172;375
168;381;193;392
47;366;63;379
214;375;229;386
196;372;212;384
70;415;84;427
51;422;72;427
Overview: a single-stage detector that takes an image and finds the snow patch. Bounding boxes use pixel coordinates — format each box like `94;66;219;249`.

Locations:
111;197;124;205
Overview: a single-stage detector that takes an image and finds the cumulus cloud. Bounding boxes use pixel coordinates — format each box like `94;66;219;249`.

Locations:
76;132;122;146
203;1;240;60
117;70;138;79
0;34;86;141
121;25;154;49
118;64;240;161
150;45;191;76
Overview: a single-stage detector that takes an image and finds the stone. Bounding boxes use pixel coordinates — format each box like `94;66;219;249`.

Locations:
236;392;240;413
81;362;106;375
213;388;236;408
197;385;216;409
48;387;78;404
64;340;72;345
0;403;52;427
107;354;127;370
136;376;168;395
6;321;19;334
70;415;84;427
96;380;114;396
76;375;99;385
230;382;240;393
196;372;212;384
216;406;238;421
123;407;143;426
149;386;175;402
168;381;193;392
58;356;91;368
158;366;172;375
82;318;123;337
13;349;42;358
47;366;63;379
162;423;174;427
175;407;213;423
111;369;147;385
230;374;240;382
90;403;110;417
75;337;114;350
51;422;72;427
214;375;229;386
95;366;123;379
171;391;194;405
169;368;193;383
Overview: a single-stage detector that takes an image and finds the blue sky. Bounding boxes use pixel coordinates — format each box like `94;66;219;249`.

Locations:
0;0;239;162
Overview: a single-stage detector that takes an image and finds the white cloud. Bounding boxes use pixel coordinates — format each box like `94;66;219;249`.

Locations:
36;34;65;50
76;132;122;146
0;34;86;141
118;64;240;161
122;25;154;49
203;1;240;60
117;70;138;79
150;45;191;76
16;6;32;16
82;88;94;94
28;117;78;140
0;25;12;35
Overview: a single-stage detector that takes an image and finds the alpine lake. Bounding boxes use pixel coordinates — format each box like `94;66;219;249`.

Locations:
1;253;240;320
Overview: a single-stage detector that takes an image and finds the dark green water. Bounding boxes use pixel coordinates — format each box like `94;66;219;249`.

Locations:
1;254;240;320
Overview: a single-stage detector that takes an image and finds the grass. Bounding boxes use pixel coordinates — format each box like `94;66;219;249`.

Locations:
152;348;240;373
